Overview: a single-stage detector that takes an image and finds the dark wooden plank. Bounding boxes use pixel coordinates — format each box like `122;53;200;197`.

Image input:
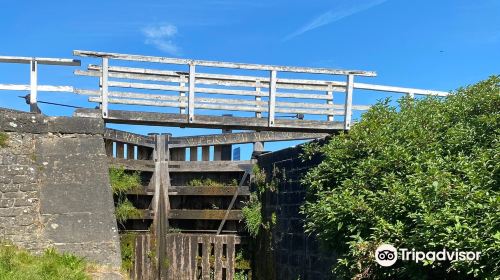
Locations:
104;139;113;157
127;144;135;159
189;146;198;161
108;158;155;172
170;148;186;161
170;131;329;148
137;146;153;160
168;210;243;220
168;160;253;173
227;237;235;280
201;146;210;161
214;237;223;279
116;142;125;158
74;109;344;132
168;186;250;196
104;128;155;148
202;236;211;280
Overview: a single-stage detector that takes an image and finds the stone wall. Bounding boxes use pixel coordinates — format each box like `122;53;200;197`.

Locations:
254;139;337;280
0;108;122;269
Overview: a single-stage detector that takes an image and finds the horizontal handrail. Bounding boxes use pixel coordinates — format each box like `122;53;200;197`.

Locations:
0;56;80;66
74;50;376;76
0;55;81;112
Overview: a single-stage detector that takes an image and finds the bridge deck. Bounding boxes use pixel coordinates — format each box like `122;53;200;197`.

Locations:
76;108;343;132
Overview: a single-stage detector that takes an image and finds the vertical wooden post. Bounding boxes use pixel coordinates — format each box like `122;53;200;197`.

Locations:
188;63;196;123
153;133;171;279
202;146;210;161
214;146;222;161
115;142;124;158
179;74;186;114
344;74;354;130
104;140;113;157
268;70;277;127
327;84;334;121
29;58;39;113
101;57;109;118
190;146;198;161
220;115;232;161
127;144;135;160
255;80;262;118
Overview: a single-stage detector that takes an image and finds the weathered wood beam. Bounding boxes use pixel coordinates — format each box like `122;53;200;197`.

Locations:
108;158;155;172
74;50;376;76
168;161;253;173
169;131;328;148
168;209;243;220
104;128;155;148
74;109;344;132
168;186;250;196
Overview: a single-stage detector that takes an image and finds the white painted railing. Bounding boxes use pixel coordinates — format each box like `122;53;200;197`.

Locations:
0;51;449;130
0;56;80;112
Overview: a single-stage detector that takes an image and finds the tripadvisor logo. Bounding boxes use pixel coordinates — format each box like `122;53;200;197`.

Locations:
375;244;481;267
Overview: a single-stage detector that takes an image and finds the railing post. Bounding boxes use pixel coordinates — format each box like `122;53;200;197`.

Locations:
188;63;196;123
327;83;334;121
344;74;354;130
179;74;186;114
268;70;277;127
29;58;39;113
255;80;262;118
408;92;415;99
101;57;109;118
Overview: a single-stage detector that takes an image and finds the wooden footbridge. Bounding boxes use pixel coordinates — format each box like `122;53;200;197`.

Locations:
0;51;449;279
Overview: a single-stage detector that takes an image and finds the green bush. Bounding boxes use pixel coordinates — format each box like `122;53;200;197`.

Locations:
109;167;141;195
115;199;142;224
242;193;262;238
302;76;500;279
0;242;89;280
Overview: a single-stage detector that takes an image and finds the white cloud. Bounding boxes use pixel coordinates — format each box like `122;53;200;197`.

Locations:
142;24;180;55
284;0;388;41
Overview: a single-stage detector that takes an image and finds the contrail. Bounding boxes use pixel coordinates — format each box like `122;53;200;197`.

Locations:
284;0;388;41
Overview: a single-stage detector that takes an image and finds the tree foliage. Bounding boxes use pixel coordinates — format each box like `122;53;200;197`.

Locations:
302;76;500;279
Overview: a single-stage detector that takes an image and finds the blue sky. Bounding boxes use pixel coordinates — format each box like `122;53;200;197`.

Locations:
1;0;499;158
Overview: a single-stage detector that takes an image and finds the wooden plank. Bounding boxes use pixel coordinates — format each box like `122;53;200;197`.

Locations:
201;236;211;280
344;74;354;130
201;146;210;161
108;158;155;172
104;139;113;157
101;57;109;118
127;144;135;159
168;186;250;196
189;146;197;161
168;160;252;173
214;237;223;279
137;146;153;160
115;142;125;158
168;209;243;220
227;237;235;280
268;70;277;127
213;145;222;161
170;148;186;161
104;128;155;148
0;84;74;92
74;108;345;132
29;59;38;113
170;131;329;148
74;50;377;76
188;64;196;123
